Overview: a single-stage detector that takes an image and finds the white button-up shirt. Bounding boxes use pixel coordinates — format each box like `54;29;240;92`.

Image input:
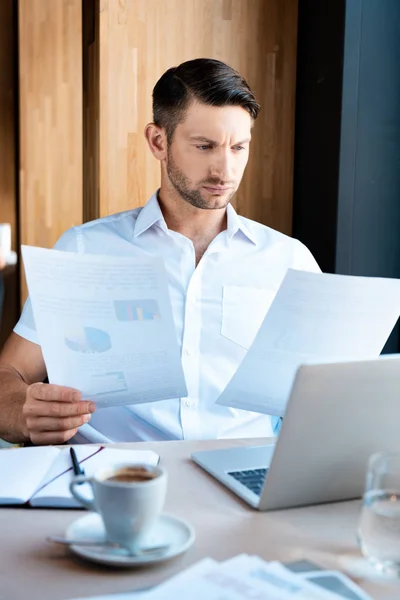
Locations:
14;192;320;443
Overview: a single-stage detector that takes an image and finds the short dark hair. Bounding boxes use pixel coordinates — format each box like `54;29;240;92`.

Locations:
152;58;260;141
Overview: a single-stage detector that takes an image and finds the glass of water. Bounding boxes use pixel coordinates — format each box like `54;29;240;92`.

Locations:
358;451;400;574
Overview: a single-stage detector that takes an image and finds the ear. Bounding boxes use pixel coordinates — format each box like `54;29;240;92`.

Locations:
144;123;167;160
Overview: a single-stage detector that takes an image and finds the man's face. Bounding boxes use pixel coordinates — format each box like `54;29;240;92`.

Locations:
165;100;252;210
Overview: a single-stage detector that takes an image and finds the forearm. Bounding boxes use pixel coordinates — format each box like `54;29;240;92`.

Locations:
0;365;30;443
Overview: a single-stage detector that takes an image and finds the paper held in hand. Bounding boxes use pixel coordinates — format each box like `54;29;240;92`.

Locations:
216;268;400;416
21;246;188;408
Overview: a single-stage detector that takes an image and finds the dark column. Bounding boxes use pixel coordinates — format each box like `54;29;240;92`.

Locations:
293;0;400;352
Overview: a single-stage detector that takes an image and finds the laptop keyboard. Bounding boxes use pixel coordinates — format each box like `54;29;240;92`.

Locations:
227;468;268;496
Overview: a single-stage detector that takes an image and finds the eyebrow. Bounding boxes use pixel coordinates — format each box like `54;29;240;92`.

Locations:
188;136;251;145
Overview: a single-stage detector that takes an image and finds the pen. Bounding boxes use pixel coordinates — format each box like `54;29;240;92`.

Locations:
70;447;85;477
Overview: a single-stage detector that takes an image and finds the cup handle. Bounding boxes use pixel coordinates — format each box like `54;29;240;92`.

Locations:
69;476;96;511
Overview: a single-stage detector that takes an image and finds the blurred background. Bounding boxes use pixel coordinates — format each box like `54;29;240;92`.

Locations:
1;0;400;351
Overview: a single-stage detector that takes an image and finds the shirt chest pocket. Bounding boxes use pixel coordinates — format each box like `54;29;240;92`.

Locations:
221;285;277;350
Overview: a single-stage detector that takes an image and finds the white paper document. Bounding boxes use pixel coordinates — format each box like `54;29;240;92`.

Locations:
225;557;350;600
292;568;372;600
69;554;370;600
216;269;400;416
70;559;334;600
22;246;188;407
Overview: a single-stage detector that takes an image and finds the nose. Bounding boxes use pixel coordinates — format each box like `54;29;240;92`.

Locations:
209;148;234;183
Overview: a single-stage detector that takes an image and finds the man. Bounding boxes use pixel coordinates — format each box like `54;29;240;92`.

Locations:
0;58;320;445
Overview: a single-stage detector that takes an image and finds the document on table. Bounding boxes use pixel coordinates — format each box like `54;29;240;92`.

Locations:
216;268;400;416
68;554;371;600
21;246;187;407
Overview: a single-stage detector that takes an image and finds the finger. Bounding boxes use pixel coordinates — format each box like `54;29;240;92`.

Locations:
24;399;96;419
28;383;82;403
27;414;92;433
29;428;79;446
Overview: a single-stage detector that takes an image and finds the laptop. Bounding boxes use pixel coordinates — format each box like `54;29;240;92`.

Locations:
192;356;400;510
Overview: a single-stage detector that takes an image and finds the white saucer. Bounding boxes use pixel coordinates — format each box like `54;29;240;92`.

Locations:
65;512;195;567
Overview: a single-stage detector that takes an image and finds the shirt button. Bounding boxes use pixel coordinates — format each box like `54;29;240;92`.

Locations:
184;399;195;407
184;348;192;356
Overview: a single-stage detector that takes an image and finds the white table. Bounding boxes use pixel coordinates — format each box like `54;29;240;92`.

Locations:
1;438;399;600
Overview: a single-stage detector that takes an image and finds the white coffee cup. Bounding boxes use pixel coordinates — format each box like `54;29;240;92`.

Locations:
69;463;167;552
0;223;11;259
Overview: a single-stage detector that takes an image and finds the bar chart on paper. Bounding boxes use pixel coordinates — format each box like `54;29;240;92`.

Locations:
113;299;160;321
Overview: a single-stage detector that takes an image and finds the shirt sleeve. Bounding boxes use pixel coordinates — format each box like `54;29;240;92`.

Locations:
292;240;321;274
13;228;79;345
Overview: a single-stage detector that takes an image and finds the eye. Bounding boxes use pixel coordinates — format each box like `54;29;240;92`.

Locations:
196;145;213;151
232;145;245;152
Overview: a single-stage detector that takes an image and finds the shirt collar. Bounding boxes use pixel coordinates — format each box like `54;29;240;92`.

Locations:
133;192;167;237
226;202;258;245
134;191;257;245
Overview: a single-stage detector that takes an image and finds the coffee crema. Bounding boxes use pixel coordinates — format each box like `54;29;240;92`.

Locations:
106;467;158;483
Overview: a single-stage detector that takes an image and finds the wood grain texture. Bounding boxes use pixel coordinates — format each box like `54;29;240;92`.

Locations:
18;0;83;302
98;0;298;234
0;0;17;251
0;0;19;344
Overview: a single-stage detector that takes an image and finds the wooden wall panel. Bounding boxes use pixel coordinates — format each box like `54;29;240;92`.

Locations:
0;0;17;251
0;0;19;346
18;0;83;302
98;0;298;235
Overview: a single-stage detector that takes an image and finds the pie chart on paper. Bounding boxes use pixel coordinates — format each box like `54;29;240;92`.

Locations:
64;327;112;354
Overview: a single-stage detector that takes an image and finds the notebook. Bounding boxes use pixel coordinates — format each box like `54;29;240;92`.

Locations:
0;445;159;508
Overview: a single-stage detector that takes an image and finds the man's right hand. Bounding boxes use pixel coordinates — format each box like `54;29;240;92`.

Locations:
23;383;96;445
